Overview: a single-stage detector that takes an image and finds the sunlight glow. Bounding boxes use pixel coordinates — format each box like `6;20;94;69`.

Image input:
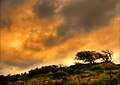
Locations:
9;40;23;49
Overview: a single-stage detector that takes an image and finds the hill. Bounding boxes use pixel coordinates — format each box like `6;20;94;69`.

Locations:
0;62;120;85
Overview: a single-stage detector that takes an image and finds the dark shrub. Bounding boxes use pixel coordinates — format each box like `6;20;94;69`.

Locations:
10;74;20;82
117;71;120;79
100;62;117;70
52;71;66;79
0;75;8;85
66;68;74;75
90;65;101;70
74;69;83;74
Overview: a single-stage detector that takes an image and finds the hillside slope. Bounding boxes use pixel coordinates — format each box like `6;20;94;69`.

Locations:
0;62;120;85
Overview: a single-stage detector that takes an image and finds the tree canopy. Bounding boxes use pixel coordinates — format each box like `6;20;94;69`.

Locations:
75;50;113;64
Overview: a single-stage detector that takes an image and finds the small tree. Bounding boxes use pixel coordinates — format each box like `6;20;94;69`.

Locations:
75;51;97;64
75;50;113;64
101;50;113;62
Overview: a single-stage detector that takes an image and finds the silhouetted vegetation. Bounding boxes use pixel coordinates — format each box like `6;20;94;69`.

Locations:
75;50;113;64
0;50;120;85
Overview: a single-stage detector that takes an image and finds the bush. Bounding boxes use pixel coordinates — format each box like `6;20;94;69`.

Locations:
46;72;53;77
74;69;83;74
116;70;120;79
52;71;66;79
89;79;102;85
80;74;89;78
66;68;74;75
88;72;96;77
79;80;88;85
14;80;24;85
90;65;101;70
100;62;117;70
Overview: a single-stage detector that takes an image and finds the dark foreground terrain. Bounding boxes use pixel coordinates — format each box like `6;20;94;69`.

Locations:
0;62;120;85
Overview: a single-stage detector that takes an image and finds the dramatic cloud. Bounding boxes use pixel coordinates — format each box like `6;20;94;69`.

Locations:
0;0;26;28
61;0;118;29
0;0;119;75
0;19;12;28
45;0;119;46
1;0;25;16
33;0;57;19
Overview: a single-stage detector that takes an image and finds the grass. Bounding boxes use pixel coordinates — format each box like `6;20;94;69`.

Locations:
0;62;120;85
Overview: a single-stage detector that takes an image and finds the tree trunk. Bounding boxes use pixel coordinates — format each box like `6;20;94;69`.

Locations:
90;60;92;64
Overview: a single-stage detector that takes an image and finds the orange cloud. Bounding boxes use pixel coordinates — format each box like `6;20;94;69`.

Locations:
0;0;119;75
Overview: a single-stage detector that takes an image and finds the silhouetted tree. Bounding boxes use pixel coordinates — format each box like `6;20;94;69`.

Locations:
75;50;113;64
75;51;98;64
101;50;113;62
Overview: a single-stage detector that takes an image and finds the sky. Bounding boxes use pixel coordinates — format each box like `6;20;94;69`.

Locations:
0;0;120;75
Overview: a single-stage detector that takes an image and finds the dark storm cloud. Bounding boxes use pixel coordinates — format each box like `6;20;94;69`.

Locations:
0;19;12;28
0;0;25;28
45;0;119;47
1;49;44;69
3;59;43;69
33;0;57;19
1;0;25;15
60;0;118;29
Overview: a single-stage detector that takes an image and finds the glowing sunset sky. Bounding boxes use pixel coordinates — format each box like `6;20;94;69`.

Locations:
0;0;120;75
